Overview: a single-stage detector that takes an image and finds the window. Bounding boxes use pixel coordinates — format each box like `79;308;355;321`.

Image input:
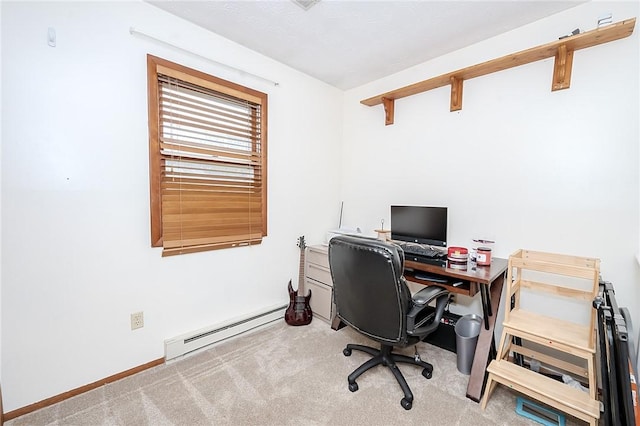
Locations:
147;55;268;256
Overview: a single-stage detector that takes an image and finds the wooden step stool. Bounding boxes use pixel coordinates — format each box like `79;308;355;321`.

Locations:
481;249;600;425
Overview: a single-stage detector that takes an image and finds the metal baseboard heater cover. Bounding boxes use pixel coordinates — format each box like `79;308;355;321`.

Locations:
165;304;287;360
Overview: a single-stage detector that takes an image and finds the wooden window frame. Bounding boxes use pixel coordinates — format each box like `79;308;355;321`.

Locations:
147;55;268;256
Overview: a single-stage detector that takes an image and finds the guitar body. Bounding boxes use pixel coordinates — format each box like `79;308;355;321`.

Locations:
285;280;312;326
285;236;313;326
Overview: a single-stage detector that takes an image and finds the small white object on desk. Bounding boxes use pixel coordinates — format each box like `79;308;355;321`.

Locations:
325;227;363;243
375;229;391;241
375;219;391;241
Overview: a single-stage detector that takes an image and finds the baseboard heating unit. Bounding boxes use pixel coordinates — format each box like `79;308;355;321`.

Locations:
164;303;287;361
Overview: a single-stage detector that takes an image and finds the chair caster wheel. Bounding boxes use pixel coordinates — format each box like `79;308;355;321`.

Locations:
348;382;358;392
343;348;352;356
422;368;432;379
401;398;412;410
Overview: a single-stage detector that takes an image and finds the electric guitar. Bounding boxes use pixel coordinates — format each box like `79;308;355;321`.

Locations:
285;236;312;326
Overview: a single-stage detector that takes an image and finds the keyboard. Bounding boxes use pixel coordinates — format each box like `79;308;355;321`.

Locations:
397;242;445;259
405;255;447;267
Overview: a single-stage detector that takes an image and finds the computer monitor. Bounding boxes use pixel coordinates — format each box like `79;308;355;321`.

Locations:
390;206;447;247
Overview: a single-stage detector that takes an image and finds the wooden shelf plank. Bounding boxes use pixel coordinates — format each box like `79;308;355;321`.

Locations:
361;18;636;117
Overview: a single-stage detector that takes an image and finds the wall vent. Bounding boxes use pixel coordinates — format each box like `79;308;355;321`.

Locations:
164;304;287;360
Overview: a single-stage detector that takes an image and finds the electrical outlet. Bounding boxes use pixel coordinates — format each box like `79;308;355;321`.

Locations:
131;311;144;330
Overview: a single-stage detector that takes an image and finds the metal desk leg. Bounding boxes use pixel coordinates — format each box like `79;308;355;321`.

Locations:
484;283;493;317
480;284;491;330
466;273;504;402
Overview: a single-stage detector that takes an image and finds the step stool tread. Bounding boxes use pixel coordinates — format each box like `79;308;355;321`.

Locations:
487;359;599;418
503;309;594;353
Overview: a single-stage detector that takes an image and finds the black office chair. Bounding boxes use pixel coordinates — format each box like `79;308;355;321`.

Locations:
328;235;450;410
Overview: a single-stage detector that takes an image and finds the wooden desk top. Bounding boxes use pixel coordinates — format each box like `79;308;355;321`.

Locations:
405;257;508;284
404;257;508;296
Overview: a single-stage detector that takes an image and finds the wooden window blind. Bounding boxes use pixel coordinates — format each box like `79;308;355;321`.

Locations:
147;55;268;256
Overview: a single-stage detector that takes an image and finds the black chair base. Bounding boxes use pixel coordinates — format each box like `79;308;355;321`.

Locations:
343;343;433;410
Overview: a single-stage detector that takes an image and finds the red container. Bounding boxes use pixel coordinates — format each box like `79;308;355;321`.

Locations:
477;247;492;266
448;246;468;260
448;247;468;270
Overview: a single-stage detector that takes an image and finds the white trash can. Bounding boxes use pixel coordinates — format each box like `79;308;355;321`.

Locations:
454;314;483;375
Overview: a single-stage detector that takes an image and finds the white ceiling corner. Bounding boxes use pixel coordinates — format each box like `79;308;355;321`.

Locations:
146;0;587;90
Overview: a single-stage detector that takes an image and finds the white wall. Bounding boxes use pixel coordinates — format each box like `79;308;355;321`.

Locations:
2;0;639;415
342;2;639;322
0;1;343;412
0;0;3;400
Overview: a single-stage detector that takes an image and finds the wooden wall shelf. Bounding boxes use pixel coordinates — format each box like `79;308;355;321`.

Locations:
361;18;636;125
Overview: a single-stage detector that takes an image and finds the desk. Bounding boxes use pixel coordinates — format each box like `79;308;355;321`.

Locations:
404;258;507;402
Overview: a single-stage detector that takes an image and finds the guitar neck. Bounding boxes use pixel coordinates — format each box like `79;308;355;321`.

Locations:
297;246;305;295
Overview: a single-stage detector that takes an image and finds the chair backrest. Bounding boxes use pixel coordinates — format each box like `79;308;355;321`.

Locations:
328;235;411;344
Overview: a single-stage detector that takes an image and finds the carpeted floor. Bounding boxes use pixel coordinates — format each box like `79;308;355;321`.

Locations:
7;319;581;425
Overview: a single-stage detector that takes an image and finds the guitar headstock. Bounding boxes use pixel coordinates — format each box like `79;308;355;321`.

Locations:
297;235;306;250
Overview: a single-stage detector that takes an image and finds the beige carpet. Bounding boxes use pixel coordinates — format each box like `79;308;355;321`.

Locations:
7;319;580;425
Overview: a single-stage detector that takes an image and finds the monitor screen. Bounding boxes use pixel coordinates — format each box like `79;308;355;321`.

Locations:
390;206;448;247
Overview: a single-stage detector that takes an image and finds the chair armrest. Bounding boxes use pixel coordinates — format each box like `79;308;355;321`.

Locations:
407;287;450;337
412;286;449;306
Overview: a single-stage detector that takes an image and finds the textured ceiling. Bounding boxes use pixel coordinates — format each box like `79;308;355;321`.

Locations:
147;0;586;90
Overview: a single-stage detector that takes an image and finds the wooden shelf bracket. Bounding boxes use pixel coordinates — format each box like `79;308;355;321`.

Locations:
362;18;636;125
552;44;574;91
450;76;464;111
382;97;394;125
